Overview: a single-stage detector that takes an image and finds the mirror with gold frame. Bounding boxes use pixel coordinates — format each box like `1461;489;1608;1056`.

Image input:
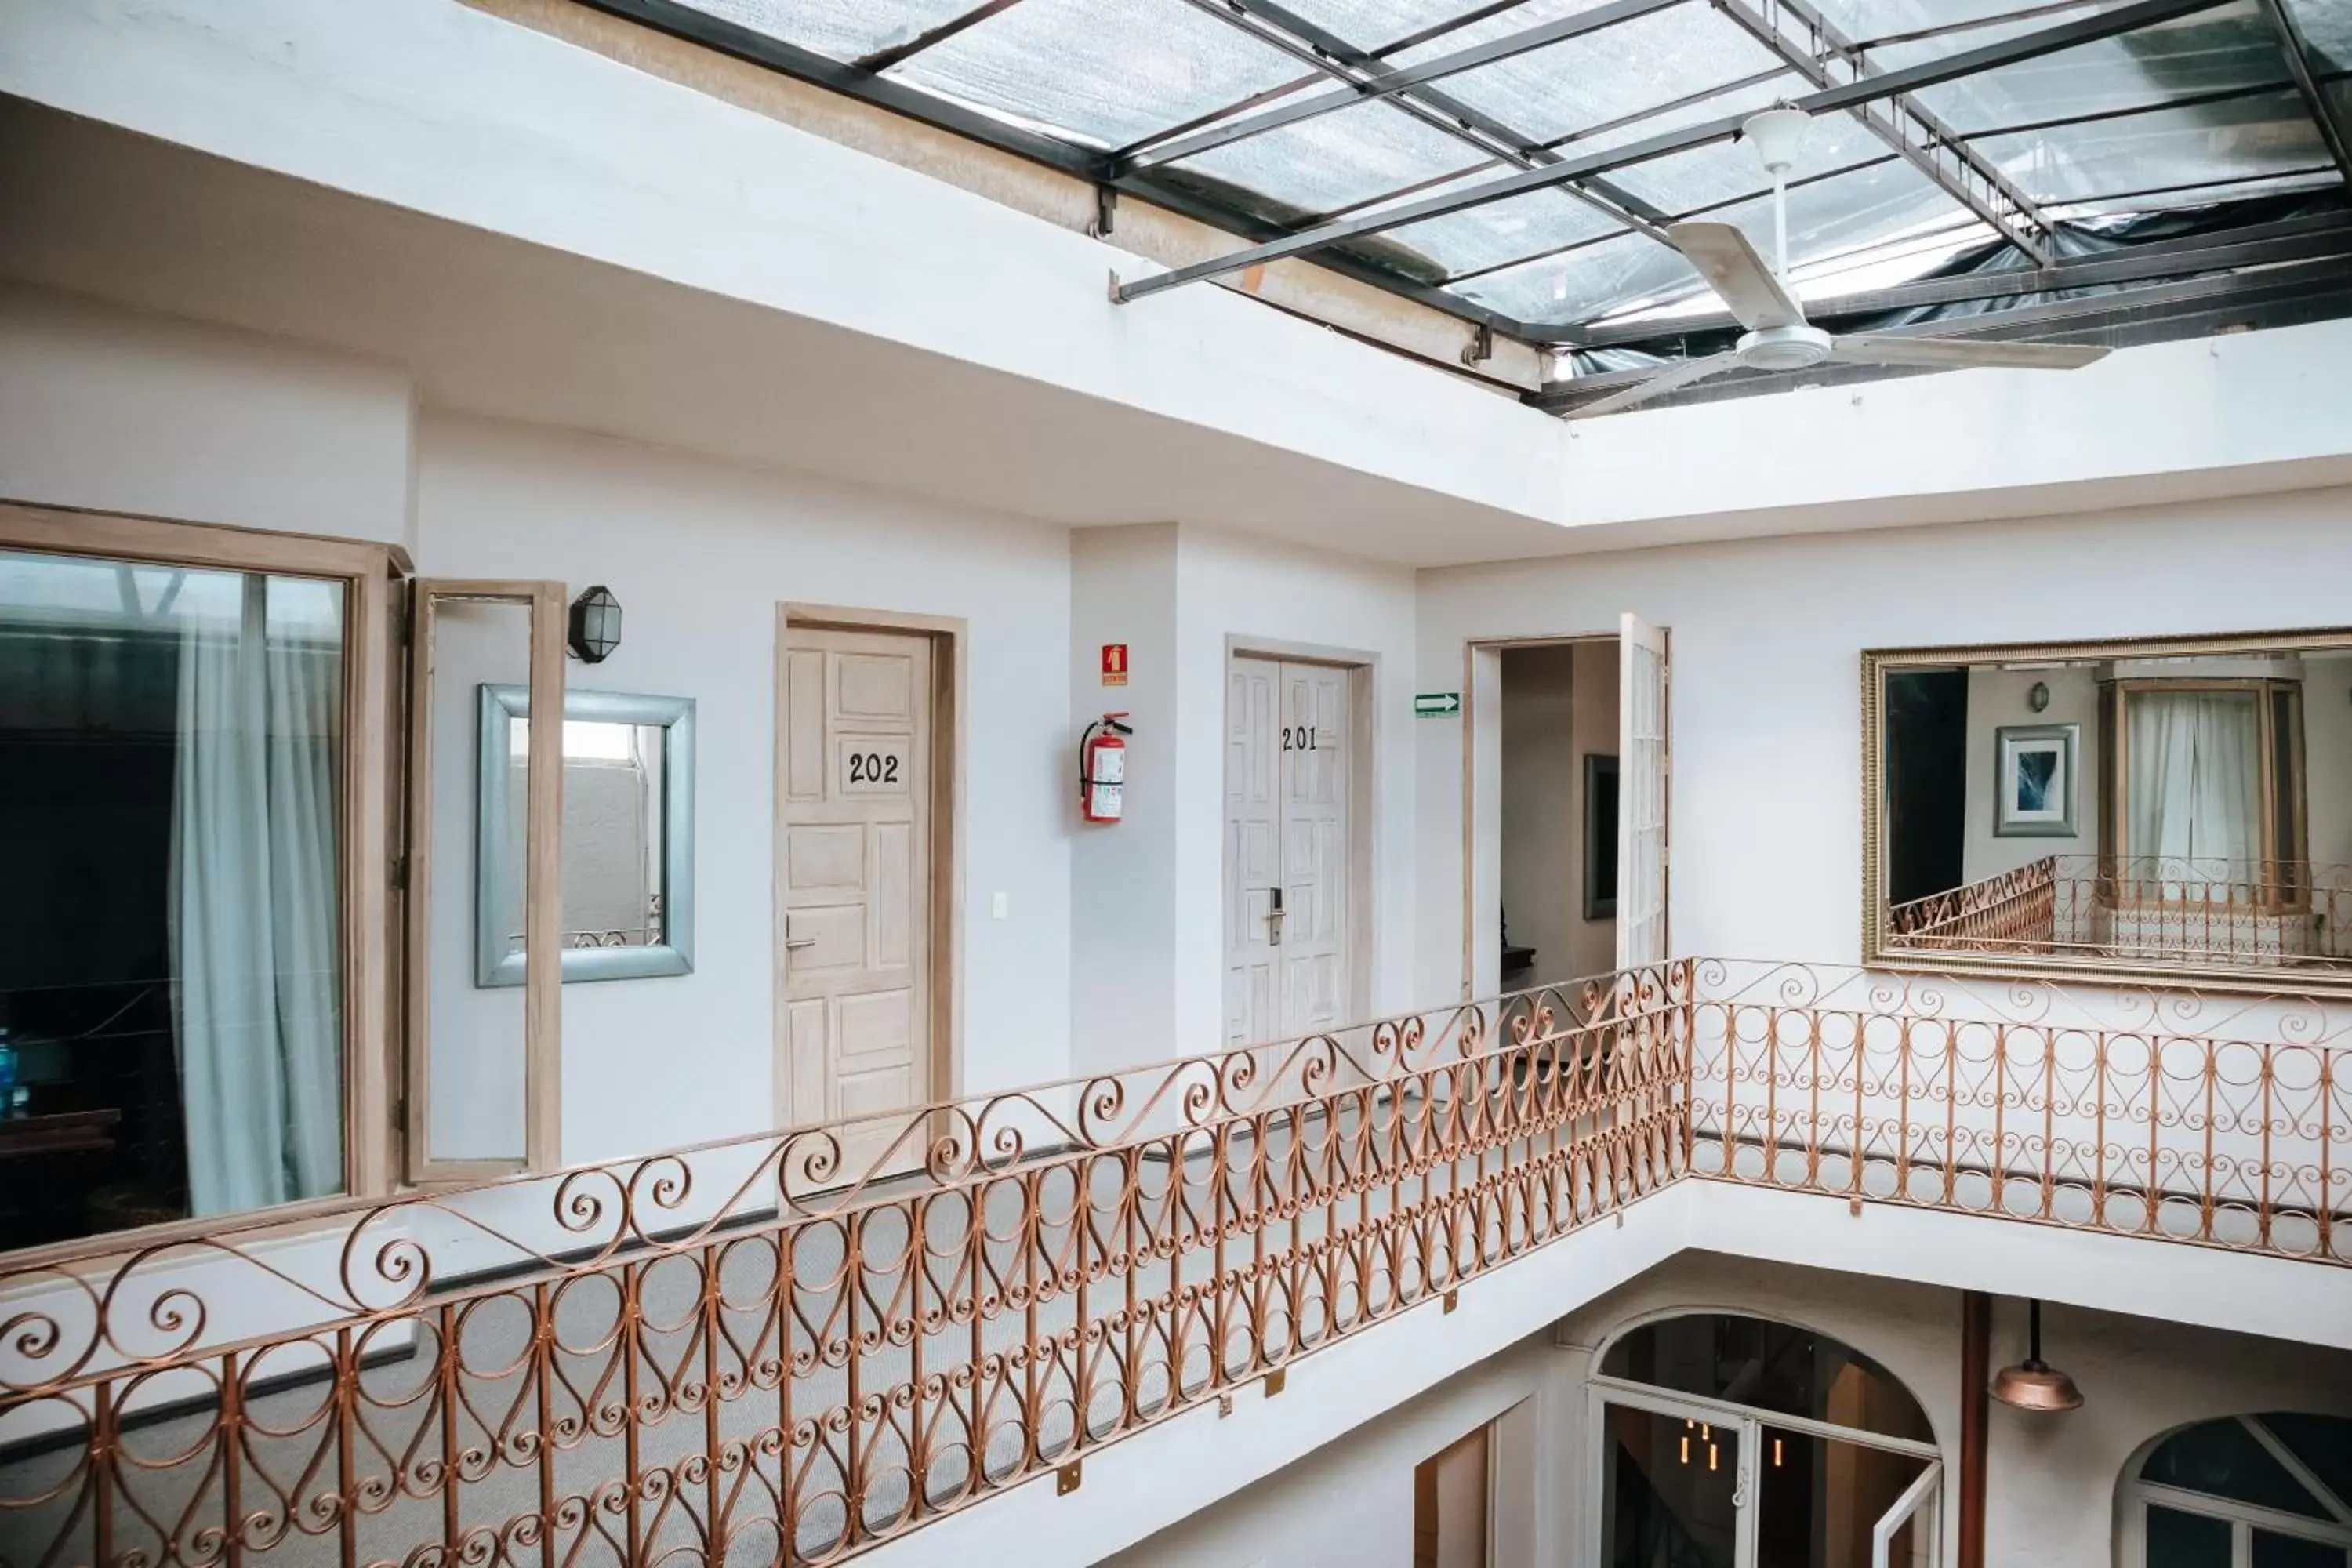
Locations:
1863;628;2352;992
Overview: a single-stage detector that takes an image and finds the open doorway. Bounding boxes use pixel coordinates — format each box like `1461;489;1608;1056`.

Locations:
1495;641;1620;993
1467;615;1669;998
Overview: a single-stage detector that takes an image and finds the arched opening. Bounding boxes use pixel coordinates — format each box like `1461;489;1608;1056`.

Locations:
1590;1310;1940;1567
2121;1413;2352;1566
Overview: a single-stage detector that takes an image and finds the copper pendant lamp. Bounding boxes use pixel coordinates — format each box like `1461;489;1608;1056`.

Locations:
1991;1298;2082;1413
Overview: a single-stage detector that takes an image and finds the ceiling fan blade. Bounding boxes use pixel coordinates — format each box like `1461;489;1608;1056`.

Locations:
1563;351;1741;419
1829;334;2111;370
1668;222;1804;332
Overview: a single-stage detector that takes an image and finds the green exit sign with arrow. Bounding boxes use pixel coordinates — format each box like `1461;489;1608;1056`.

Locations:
1414;692;1461;718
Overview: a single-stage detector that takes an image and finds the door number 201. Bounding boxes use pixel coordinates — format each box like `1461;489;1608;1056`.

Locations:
848;752;902;784
1281;725;1320;752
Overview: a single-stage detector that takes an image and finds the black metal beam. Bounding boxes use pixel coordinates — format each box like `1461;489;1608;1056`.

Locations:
1171;0;1677;240
572;0;1095;173
1714;0;2053;264
1528;252;2352;410
1112;0;2235;304
1562;210;2352;345
569;0;1537;336
2252;0;2352;187
853;0;1027;74
1120;0;1685;173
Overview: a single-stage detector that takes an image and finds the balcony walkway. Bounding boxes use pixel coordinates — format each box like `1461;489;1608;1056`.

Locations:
2;959;2345;1567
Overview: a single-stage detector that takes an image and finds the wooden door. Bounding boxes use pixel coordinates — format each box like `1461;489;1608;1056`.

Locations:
780;626;934;1180
1279;661;1351;1036
1226;655;1356;1047
1616;613;1671;971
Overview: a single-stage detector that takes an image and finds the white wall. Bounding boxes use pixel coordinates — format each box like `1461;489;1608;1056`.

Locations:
412;412;1076;1162
1069;522;1417;1066
1070;524;1179;1074
1108;1250;2352;1568
1961;665;2100;884
1417;493;2352;996
0;284;412;546
1096;1335;1558;1568
1176;525;1419;1046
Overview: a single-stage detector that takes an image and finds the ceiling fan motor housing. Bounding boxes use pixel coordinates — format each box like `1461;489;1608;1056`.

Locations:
1737;323;1833;372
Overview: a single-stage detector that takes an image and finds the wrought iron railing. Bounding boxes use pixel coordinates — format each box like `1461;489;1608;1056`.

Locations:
0;966;1692;1568
1688;960;2350;1261
1;958;2345;1568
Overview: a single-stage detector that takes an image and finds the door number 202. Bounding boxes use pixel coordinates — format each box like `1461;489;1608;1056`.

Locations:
1281;725;1320;752
848;752;901;784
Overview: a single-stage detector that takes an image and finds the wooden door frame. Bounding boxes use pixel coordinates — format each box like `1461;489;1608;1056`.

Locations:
775;604;964;1127
403;579;568;1185
1459;631;1621;1001
1224;635;1378;1032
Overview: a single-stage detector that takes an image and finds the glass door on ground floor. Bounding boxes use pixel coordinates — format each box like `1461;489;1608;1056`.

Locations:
1593;1312;1944;1568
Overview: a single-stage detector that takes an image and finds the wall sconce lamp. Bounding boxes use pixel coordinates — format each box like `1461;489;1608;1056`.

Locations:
568;585;622;664
1991;1298;2082;1412
2027;680;2051;713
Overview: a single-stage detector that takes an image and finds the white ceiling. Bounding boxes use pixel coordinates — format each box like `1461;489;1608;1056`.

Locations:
5;96;2350;569
0;99;1583;567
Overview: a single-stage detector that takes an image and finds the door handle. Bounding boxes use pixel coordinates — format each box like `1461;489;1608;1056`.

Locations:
1268;886;1285;946
785;938;817;951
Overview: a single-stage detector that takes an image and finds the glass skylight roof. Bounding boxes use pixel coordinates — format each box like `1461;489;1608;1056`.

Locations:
650;0;2352;353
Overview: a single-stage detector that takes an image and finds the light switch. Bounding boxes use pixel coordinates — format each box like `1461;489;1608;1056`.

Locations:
991;891;1009;920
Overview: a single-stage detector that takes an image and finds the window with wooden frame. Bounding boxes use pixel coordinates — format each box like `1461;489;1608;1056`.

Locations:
0;503;399;1256
0;504;572;1259
2100;676;2309;911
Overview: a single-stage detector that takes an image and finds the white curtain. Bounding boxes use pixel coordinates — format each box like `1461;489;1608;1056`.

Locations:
2126;691;2263;897
170;576;344;1217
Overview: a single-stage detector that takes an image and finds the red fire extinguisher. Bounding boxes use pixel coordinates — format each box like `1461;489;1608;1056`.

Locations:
1080;713;1132;823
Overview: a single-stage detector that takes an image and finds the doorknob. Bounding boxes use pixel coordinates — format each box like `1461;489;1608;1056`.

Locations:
1268;886;1285;946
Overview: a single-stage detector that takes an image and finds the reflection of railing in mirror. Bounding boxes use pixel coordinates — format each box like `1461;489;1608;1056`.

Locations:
1889;857;2352;968
505;894;666;953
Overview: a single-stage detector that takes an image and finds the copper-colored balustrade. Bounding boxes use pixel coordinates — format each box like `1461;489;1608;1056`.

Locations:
0;967;1693;1568
1689;959;2351;1258
3;958;2347;1568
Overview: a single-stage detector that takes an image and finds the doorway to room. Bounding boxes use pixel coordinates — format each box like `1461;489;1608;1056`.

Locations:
1465;615;1669;998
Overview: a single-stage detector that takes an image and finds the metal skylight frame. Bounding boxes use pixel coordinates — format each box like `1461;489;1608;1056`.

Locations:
575;0;2352;403
1107;0;2260;302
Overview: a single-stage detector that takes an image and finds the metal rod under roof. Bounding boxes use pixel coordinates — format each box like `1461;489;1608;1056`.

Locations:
1109;0;2239;306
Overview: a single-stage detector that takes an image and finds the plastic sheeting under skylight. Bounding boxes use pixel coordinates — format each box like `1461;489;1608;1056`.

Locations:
663;0;2352;342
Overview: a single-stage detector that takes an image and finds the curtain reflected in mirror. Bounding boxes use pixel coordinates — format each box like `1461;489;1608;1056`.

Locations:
1869;633;2352;985
476;687;695;985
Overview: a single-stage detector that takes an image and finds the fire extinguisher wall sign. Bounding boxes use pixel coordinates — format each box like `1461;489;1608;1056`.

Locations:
1080;713;1131;822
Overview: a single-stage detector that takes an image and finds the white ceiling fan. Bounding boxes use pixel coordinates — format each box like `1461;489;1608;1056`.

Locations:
1565;107;2110;419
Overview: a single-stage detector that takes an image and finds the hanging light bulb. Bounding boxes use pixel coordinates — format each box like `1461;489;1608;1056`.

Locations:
1991;1298;2084;1413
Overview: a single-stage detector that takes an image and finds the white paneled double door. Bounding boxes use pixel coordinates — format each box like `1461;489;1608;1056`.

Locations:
1226;655;1356;1049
